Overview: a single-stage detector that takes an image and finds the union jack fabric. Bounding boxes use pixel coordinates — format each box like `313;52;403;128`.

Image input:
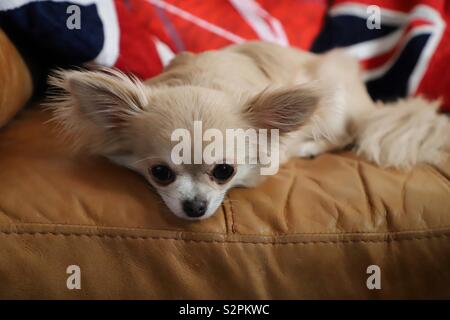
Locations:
0;0;449;110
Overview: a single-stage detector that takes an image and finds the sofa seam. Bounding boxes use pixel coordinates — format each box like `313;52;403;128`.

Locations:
0;230;448;245
1;221;449;236
221;200;229;234
227;195;237;234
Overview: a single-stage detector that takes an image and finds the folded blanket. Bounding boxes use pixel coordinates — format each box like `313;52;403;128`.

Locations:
0;0;449;112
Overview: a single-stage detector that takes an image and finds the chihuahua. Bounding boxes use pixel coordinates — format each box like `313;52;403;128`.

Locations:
48;41;450;220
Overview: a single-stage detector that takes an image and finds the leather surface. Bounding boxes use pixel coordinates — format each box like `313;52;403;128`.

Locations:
0;107;449;299
0;29;33;128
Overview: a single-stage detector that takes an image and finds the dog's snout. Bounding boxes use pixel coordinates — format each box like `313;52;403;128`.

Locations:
182;199;207;218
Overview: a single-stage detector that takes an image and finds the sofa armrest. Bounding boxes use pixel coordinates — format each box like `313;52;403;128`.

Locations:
0;28;33;128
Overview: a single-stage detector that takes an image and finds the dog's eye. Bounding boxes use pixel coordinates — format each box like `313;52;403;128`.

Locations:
150;165;175;185
212;164;235;183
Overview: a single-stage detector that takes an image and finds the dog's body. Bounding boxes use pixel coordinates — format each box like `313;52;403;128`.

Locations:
145;41;449;167
145;43;369;163
49;41;450;220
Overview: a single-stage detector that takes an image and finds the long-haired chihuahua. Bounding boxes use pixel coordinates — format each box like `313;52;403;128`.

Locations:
47;42;450;220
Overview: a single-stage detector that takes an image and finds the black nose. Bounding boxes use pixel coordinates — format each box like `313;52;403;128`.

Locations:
182;199;207;218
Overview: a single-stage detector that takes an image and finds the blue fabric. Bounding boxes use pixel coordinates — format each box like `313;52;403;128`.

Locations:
0;1;104;65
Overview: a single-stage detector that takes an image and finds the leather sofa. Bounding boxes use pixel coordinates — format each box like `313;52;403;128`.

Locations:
0;28;449;299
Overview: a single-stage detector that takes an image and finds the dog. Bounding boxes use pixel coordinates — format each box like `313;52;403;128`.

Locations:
47;41;450;220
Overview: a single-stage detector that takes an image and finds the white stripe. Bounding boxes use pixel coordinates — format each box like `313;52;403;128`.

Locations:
407;5;445;94
228;0;288;46
345;28;404;60
93;0;120;66
330;3;409;24
146;0;245;44
153;37;175;67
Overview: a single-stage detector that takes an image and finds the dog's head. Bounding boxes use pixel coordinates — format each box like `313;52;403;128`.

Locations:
48;68;318;220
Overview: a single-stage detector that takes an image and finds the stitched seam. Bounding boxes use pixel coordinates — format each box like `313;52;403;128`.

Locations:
0;220;227;236
221;200;229;234
236;227;450;236
1;222;450;237
227;195;237;234
0;230;448;245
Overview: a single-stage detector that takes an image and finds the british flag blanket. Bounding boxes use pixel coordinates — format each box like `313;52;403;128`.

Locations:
0;0;449;110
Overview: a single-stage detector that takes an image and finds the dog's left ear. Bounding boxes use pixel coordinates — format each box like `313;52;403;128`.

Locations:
244;84;319;134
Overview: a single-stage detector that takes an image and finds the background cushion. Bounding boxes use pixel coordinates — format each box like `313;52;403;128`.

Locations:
2;0;450;110
0;28;32;128
0;106;448;299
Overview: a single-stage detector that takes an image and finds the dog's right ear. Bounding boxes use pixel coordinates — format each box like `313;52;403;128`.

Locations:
49;68;149;128
47;68;149;153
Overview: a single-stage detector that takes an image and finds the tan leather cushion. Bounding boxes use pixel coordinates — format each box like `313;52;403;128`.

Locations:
0;106;449;299
0;29;33;128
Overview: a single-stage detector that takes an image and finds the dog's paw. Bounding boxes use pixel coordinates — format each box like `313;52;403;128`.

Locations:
297;141;326;158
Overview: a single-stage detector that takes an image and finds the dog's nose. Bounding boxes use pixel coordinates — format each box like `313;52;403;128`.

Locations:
182;199;207;218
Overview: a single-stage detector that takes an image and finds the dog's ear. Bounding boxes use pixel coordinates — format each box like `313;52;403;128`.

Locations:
46;68;149;153
244;84;319;134
49;68;148;129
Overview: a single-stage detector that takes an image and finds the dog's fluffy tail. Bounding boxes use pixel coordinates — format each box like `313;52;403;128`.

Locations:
355;97;450;169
